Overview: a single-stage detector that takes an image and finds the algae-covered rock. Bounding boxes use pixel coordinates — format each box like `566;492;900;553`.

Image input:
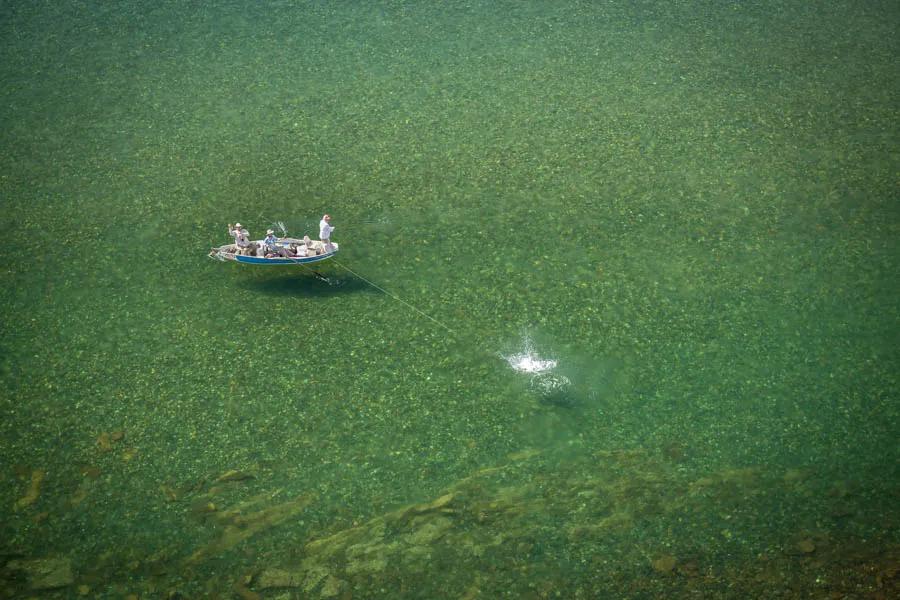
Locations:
319;574;348;598
216;469;256;483
419;492;454;512
13;469;45;511
301;564;331;593
185;494;314;565
405;515;452;546
346;556;389;576
249;447;856;598
256;568;303;589
6;557;74;590
651;554;677;574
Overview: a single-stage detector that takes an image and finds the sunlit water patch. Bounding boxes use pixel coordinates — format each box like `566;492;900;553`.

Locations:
502;335;574;407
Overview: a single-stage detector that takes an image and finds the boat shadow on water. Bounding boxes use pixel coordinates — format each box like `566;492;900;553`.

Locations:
238;273;375;298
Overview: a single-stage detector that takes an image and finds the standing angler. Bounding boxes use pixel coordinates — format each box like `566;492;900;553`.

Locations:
319;214;335;251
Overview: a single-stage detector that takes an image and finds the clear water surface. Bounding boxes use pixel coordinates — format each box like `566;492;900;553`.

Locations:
1;1;897;598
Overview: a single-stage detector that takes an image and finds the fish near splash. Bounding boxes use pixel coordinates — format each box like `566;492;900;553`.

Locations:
529;372;576;408
501;340;576;408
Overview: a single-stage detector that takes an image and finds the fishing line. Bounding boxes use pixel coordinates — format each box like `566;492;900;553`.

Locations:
252;215;456;334
331;258;456;335
300;265;331;283
284;253;332;283
238;214;570;392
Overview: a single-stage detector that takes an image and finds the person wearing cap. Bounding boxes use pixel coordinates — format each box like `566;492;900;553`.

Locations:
319;214;335;250
261;228;295;258
228;223;255;256
262;229;279;257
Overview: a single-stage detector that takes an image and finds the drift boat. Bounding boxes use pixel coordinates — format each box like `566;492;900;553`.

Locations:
209;237;339;265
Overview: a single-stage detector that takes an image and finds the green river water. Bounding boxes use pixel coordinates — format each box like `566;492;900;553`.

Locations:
1;1;897;598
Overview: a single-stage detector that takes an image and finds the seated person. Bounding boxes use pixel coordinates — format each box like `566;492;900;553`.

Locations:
262;229;294;258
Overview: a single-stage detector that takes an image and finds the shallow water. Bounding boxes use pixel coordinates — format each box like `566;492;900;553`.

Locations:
1;1;898;597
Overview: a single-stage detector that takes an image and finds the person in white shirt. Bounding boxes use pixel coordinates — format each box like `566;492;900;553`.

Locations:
319;214;335;250
228;223;254;255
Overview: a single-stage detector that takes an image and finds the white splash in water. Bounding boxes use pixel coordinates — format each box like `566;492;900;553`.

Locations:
505;353;557;374
503;336;558;374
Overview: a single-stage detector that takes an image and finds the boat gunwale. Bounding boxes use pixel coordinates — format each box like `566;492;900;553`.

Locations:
210;239;339;265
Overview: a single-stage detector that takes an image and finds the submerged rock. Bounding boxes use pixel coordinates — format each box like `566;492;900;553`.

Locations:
651;554;677;574
185;494;314;565
319;575;348;598
256;568;303;589
216;469;256;483
6;557;74;590
13;469;45;511
246;446;881;598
